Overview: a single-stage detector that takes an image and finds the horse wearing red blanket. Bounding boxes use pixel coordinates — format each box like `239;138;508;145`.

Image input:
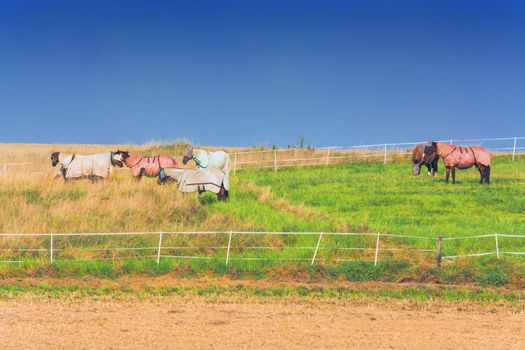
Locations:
120;151;178;181
422;142;491;185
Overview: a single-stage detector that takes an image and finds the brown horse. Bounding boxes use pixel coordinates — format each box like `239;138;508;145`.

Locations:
422;142;491;184
412;145;439;176
120;151;178;181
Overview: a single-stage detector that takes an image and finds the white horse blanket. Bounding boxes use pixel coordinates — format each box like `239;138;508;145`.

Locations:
161;168;229;194
185;148;231;174
58;153;116;179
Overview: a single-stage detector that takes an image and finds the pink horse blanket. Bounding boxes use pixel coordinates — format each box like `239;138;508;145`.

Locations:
124;155;178;177
443;146;491;168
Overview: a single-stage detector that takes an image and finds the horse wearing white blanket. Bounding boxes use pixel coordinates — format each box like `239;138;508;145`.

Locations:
159;167;229;201
50;151;124;181
182;147;231;174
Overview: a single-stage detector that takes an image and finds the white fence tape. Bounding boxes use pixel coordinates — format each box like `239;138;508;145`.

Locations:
0;231;524;267
1;136;523;176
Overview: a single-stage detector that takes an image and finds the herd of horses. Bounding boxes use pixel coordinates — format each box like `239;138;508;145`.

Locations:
49;141;492;202
50;147;232;200
412;141;491;184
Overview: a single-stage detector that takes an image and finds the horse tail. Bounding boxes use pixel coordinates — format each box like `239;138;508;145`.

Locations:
485;165;490;184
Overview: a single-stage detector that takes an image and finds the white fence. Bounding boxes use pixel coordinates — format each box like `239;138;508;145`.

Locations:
0;136;523;176
231;136;525;173
0;231;524;268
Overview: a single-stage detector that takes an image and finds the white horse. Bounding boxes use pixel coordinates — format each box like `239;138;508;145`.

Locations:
159;167;229;201
182;147;231;174
50;151;124;181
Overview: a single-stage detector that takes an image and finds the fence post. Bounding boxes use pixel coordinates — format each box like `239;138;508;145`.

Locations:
512;137;517;161
274;148;277;172
50;233;54;264
326;147;331;165
437;237;442;269
374;233;380;267
3;164;7;177
225;231;233;267
156;231;163;265
233;153;237;174
311;232;324;266
495;233;500;259
383;144;387;164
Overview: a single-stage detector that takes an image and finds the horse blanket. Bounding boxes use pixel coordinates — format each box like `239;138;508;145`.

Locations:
440;145;491;168
160;168;229;194
183;148;231;174
59;153;115;179
124;155;177;177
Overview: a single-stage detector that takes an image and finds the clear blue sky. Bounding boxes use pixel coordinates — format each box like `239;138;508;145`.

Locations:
0;0;523;147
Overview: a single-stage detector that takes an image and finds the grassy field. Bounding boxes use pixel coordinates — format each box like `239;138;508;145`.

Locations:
0;144;524;286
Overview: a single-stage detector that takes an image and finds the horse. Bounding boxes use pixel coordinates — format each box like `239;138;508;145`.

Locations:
182;147;231;174
119;151;178;181
158;167;229;201
50;151;124;182
412;144;439;176
422;142;491;184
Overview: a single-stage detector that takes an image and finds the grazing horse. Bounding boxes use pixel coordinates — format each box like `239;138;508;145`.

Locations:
182;147;231;174
158;167;229;201
120;151;178;181
422;142;491;184
50;151;124;181
412;144;439;177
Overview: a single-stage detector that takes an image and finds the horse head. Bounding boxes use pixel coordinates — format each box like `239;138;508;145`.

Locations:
111;150;130;168
50;152;60;167
421;142;437;164
182;147;194;165
412;142;438;176
111;150;127;168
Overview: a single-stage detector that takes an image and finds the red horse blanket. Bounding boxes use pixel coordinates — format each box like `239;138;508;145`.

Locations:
440;145;491;168
124;155;178;177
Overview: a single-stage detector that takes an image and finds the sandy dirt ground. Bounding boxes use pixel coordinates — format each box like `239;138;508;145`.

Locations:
0;294;524;350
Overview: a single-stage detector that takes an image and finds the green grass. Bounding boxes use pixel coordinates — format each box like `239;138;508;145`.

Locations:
1;155;524;286
209;155;525;257
0;281;523;303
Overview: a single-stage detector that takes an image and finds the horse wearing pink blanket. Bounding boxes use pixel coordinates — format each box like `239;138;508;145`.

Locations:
121;152;178;181
422;142;491;185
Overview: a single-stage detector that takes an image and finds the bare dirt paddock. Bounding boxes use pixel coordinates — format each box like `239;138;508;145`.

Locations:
1;295;524;350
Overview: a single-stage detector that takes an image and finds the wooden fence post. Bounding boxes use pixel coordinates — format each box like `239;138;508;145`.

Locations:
437;237;442;269
233;153;237;174
326;147;330;165
383;144;387;164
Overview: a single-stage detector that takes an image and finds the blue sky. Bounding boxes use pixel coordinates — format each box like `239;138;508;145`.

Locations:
0;0;524;147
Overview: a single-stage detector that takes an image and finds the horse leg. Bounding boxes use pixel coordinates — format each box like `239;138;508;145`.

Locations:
445;167;450;183
477;165;485;184
218;186;226;201
485;165;490;185
433;159;438;177
451;166;456;184
135;168;145;182
426;164;431;176
91;175;102;183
